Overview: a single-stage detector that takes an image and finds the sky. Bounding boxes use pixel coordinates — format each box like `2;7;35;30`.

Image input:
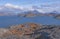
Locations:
0;0;60;13
0;0;60;6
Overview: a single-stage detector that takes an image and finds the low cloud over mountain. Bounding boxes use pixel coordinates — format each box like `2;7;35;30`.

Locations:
0;3;60;15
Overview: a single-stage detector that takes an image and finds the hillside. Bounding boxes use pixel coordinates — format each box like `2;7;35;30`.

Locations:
0;23;60;39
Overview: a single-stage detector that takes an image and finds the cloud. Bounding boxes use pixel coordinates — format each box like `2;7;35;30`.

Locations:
38;2;60;13
0;6;4;10
0;8;2;10
4;3;24;10
0;3;60;13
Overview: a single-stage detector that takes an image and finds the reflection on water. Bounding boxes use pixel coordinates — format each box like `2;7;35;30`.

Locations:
0;16;60;27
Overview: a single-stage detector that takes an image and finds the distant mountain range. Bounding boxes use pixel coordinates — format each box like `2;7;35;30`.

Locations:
0;5;60;16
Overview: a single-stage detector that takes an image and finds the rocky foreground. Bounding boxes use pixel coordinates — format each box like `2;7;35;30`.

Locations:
0;23;60;39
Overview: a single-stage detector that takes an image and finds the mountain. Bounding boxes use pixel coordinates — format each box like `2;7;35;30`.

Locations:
0;6;23;13
0;5;60;16
0;5;45;13
0;5;44;16
0;5;23;16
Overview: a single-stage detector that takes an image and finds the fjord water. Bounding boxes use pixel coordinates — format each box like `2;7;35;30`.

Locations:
0;16;60;28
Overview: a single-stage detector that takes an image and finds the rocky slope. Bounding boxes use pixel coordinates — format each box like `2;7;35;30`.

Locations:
54;14;60;19
0;23;60;39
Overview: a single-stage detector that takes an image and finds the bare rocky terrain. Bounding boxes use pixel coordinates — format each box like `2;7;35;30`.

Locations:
0;23;60;39
54;14;60;19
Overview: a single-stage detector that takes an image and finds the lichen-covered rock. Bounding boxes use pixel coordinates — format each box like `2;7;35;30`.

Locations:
0;23;60;39
0;28;9;37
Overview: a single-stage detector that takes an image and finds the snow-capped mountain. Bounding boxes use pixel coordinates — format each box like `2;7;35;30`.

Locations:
0;3;60;16
0;5;44;16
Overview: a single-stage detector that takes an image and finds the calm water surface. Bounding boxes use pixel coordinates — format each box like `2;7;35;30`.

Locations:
0;16;60;28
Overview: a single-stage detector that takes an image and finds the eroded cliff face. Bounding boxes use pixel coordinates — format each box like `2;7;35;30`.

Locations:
0;23;60;39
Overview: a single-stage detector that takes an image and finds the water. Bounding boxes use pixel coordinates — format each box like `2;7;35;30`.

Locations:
0;16;60;28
